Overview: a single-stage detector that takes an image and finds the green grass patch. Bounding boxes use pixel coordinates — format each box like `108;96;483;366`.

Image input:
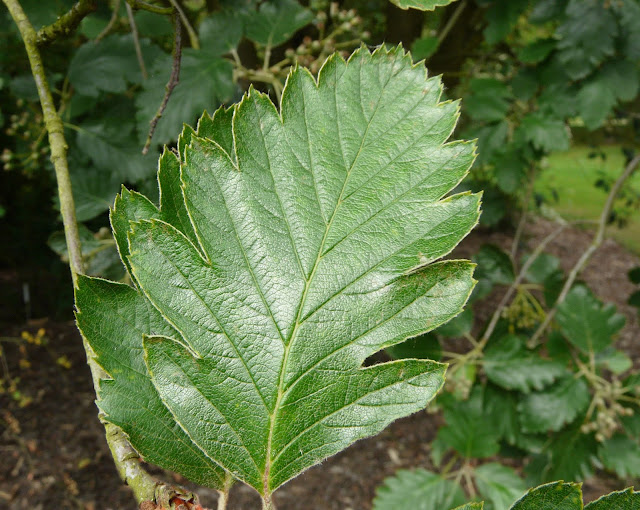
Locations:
536;145;640;254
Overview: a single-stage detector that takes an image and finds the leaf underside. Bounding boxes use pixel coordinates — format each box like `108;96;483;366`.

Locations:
76;46;480;496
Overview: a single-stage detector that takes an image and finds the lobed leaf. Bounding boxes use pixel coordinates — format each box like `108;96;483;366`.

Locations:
78;46;480;496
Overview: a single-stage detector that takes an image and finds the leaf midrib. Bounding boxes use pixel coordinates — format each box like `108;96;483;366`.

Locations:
263;58;393;490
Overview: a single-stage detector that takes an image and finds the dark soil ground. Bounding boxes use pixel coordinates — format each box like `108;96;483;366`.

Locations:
1;217;639;510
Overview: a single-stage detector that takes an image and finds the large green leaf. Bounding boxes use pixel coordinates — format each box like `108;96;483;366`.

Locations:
78;46;480;496
517;376;590;433
474;463;527;510
484;335;566;393
373;469;466;510
388;0;459;11
555;285;626;354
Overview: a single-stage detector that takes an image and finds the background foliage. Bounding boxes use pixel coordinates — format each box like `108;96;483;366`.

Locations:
2;0;640;508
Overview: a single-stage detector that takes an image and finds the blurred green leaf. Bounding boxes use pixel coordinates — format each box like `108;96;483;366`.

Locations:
484;335;566;393
517;38;556;64
510;69;538;102
474;244;514;285
472;121;509;166
529;0;568;25
602;59;639;102
199;9;244;55
68;34;162;97
75;120;156;182
475;463;527;510
386;332;442;360
519;113;569;152
244;0;312;46
555;0;617;80
135;49;234;145
483;0;529;45
614;0;640;60
532;425;597;483
437;388;502;459
388;0;460;10
595;348;632;375
556;285;626;354
411;36;440;61
522;253;560;284
19;0;76;30
373;469;466;510
68;167;121;222
598;435;640;478
494;148;529;194
577;77;617;130
436;308;473;337
134;10;173;37
518;376;590;434
466;79;511;122
542;269;564;307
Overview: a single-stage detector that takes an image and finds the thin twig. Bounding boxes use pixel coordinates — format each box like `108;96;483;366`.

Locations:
437;0;466;44
96;0;121;42
125;0;172;15
4;0;84;284
263;42;272;72
36;0;97;45
168;0;199;49
142;12;182;154
216;473;234;510
529;153;640;347
4;0;194;505
125;0;148;80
